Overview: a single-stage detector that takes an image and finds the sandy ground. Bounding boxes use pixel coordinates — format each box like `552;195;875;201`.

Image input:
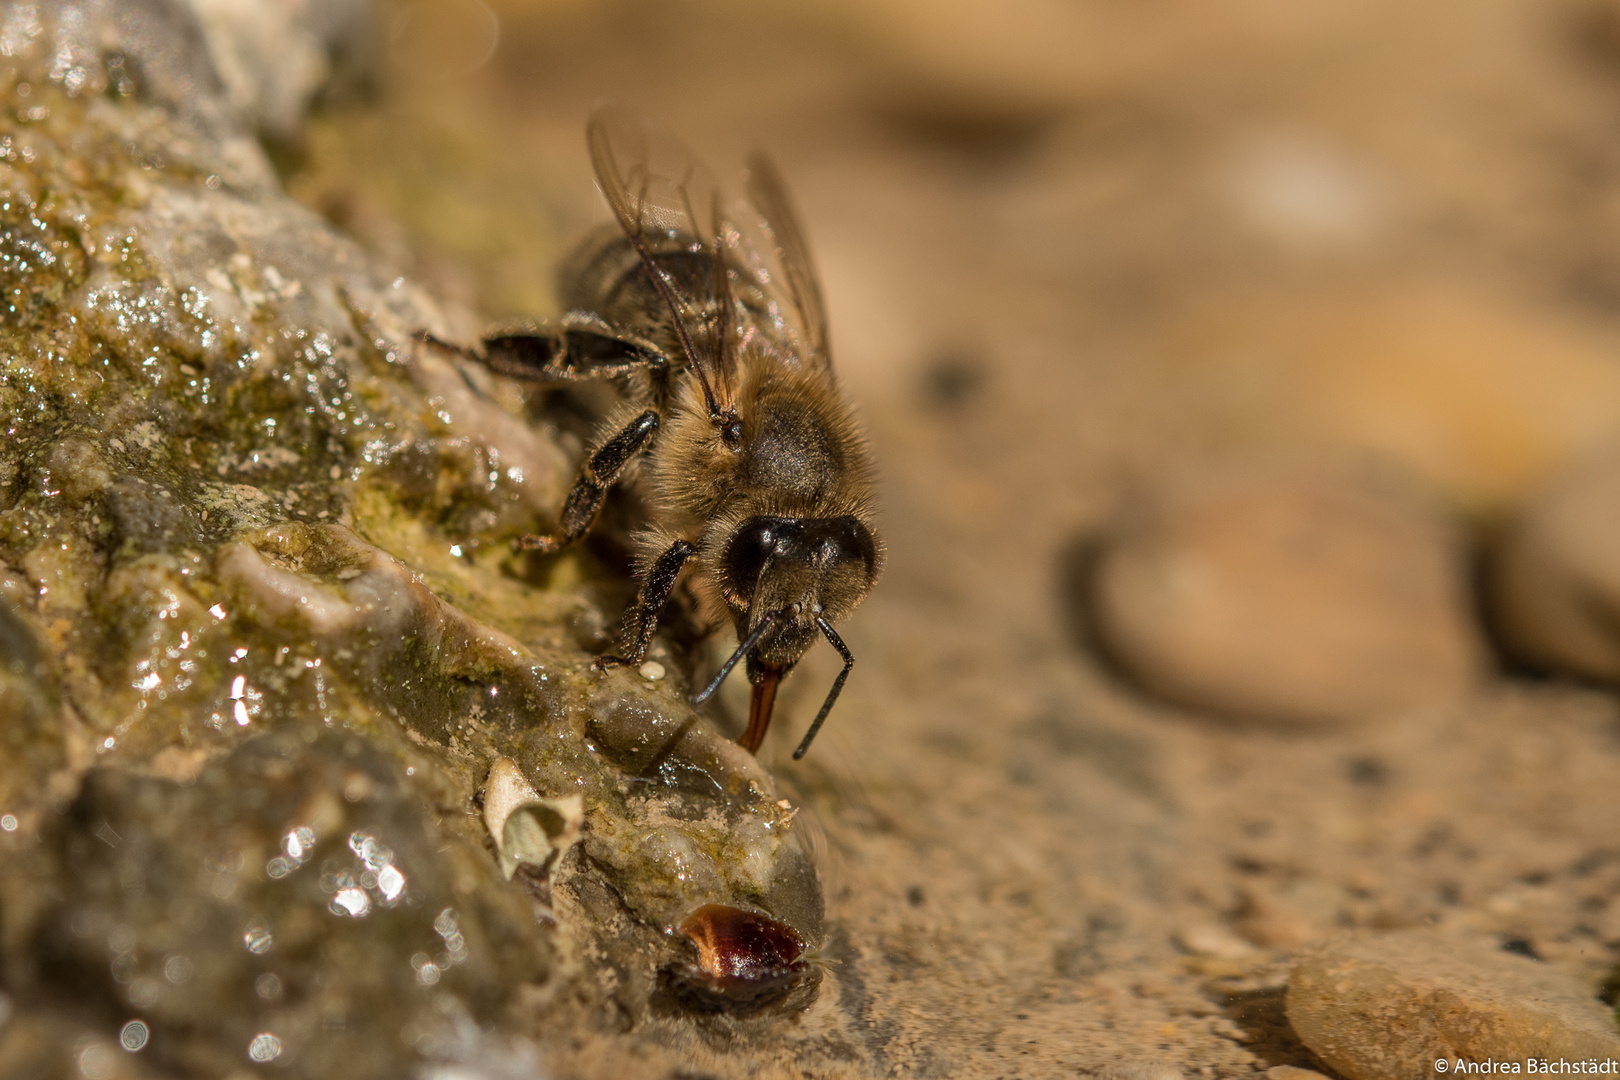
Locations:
288;0;1620;1073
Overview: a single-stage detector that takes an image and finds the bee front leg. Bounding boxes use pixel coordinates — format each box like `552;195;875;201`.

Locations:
417;327;665;383
595;539;695;670
517;409;660;554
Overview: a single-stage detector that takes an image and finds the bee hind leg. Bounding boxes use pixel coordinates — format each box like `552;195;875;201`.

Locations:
517;408;661;554
595;539;694;670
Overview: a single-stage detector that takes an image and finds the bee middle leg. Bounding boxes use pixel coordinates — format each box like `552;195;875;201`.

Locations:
518;408;661;554
595;539;695;670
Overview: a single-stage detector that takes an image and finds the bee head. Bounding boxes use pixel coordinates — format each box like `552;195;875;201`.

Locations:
722;515;879;672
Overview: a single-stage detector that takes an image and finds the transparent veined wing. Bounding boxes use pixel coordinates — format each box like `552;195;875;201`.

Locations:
745;152;831;370
587;105;738;418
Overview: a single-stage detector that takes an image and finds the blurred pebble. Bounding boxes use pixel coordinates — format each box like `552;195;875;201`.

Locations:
1286;930;1620;1078
1099;1064;1185;1080
1176;922;1260;960
1219;130;1388;251
1491;450;1620;680
1088;461;1484;723
1235;880;1346;950
1265;1068;1331;1080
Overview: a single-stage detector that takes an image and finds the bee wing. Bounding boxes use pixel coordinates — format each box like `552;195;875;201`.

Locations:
586;105;739;418
745;152;831;370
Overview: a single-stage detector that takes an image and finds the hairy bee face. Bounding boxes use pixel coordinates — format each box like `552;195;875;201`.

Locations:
722;515;879;671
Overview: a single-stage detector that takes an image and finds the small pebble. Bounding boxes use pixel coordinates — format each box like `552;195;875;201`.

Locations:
1235;880;1345;950
1099;1065;1185;1080
1491;450;1620;679
638;660;666;681
1088;460;1483;723
1176;922;1259;960
1265;1068;1330;1080
1286;930;1620;1079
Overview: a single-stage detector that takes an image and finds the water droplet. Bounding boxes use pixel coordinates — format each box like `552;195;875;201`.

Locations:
127;977;160;1008
377;864;406;902
163;955;192;984
331;887;370;918
348;831;393;871
119;1019;148;1051
247;1032;282;1063
243;924;272;955
78;1044;114;1079
285;826;316;861
255;972;282;1001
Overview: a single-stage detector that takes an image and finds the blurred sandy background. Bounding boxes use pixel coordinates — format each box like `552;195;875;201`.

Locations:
285;0;1620;1074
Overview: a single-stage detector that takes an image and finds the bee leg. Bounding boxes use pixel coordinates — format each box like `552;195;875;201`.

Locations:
594;539;695;670
417;328;666;383
413;330;496;400
483;330;665;383
516;409;661;554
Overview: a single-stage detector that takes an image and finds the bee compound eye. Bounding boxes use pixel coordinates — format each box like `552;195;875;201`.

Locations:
817;518;878;581
723;516;878;596
723;516;789;594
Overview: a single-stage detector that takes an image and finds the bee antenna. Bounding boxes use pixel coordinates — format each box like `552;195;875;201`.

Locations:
691;609;781;706
792;617;853;760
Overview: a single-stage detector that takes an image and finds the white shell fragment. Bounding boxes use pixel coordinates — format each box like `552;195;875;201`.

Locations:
482;758;539;840
482;758;584;881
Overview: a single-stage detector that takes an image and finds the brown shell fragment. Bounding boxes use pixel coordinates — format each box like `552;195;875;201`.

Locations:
669;904;809;1010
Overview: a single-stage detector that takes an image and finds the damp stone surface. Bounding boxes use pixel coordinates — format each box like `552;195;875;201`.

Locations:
0;2;823;1075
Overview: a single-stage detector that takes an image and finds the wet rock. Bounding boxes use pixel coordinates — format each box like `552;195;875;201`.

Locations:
0;0;826;1063
1087;461;1484;723
1490;450;1620;680
187;0;375;142
23;733;545;1079
0;1009;168;1080
1286;930;1620;1078
0;585;70;817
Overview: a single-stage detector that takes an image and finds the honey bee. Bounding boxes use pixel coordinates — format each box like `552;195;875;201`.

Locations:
426;108;882;759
